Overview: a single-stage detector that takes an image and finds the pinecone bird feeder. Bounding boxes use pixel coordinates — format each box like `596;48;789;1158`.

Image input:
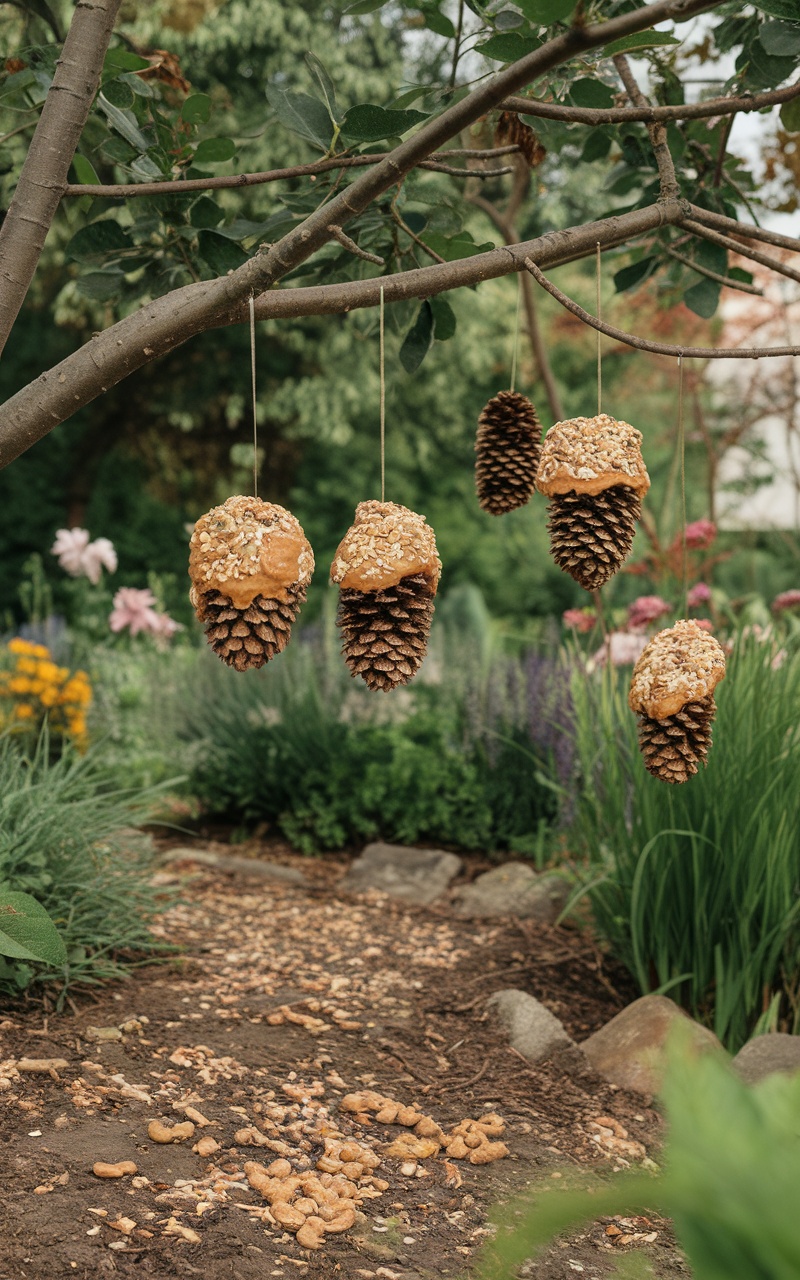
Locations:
628;619;726;784
475;390;542;515
535;413;650;591
189;495;314;671
331;501;441;692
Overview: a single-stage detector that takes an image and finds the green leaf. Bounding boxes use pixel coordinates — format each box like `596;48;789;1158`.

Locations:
568;77;615;108
580;129;612;161
193;137;237;164
517;0;575;24
75;269;127;301
495;9;526;29
684;277;720;318
305;52;339;122
97;95;151;152
66;219;132;261
344;0;387;11
391;84;429;109
101;137;136;163
601;31;680;57
695;239;728;276
266;85;334;151
71;154;100;185
614;256;656;292
340;103;428;143
475;32;542;60
780;97;800;131
190;195;225;228
758;19;800;55
751;0;800;17
400;301;434;373
430;295;456;340
197;229;249;275
736;38;796;89
0;892;66;967
103;48;150;74
103;78;135;109
419;5;457;38
181;93;212;124
728;266;754;286
423;231;494;260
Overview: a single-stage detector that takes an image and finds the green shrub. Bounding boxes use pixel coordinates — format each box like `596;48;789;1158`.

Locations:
476;1037;800;1280
0;733;170;999
181;628;559;855
568;635;800;1050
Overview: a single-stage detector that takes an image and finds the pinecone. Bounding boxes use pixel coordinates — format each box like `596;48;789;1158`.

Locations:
629;620;727;785
330;501;441;693
189;496;314;671
636;696;716;784
546;485;641;591
197;584;307;672
338;574;435;692
536;413;650;593
494;112;546;167
475;390;542;515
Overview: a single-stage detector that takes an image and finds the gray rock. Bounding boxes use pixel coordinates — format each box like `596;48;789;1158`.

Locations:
733;1033;800;1085
160;847;306;884
581;994;724;1096
487;988;580;1064
342;842;462;905
453;863;570;922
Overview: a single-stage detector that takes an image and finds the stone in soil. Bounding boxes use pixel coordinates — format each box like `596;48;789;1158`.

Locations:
487;988;581;1064
580;993;724;1096
732;1032;800;1085
452;863;570;921
342;841;462;904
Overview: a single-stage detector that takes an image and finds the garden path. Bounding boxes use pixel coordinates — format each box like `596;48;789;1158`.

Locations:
0;840;687;1279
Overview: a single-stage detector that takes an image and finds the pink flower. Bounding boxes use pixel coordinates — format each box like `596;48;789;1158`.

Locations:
109;588;163;637
627;595;671;630
589;631;648;669
772;589;800;614
684;519;717;550
51;528;117;584
150;612;183;638
687;582;712;608
563;608;596;633
694;618;714;632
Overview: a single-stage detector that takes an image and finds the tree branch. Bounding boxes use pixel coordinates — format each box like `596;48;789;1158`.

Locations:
613;52;679;201
0;0;123;358
0;201;689;467
686;205;800;255
0;0;724;465
500;79;800;126
679;217;800;287
523;257;800;359
663;244;763;295
327;225;385;265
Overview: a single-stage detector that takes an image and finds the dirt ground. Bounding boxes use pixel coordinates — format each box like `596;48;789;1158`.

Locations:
0;841;687;1280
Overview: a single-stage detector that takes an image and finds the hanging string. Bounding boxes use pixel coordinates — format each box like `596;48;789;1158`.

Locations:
379;284;386;503
509;270;523;393
596;242;602;415
677;353;688;618
249;293;258;498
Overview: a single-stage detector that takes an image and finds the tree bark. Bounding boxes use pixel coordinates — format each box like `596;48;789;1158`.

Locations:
0;0;123;357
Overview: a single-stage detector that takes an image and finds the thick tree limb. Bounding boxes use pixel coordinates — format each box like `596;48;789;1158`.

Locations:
0;201;687;468
0;0;123;358
0;0;722;465
613;53;679;201
501;79;800;126
524;258;800;359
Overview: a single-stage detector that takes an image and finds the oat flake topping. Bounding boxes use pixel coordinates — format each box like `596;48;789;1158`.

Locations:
628;619;726;721
536;413;650;498
330;500;441;593
189;495;314;611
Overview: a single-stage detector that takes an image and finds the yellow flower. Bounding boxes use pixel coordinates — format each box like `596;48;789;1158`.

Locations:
16;657;40;676
7;675;32;695
8;638;39;656
38;686;59;708
35;660;60;683
14;703;36;720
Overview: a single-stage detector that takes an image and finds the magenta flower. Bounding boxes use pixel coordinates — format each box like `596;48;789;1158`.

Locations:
687;581;712;608
563;608;596;634
627;595;671;631
693;618;714;632
51;528;117;584
684;519;717;550
772;589;800;614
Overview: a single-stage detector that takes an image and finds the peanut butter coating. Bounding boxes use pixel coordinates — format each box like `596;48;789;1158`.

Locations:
536;413;650;498
189;495;314;611
330;501;441;594
628;619;726;720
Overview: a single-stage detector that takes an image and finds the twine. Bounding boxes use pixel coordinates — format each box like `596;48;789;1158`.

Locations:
249;293;258;498
509;271;523;393
380;284;385;503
